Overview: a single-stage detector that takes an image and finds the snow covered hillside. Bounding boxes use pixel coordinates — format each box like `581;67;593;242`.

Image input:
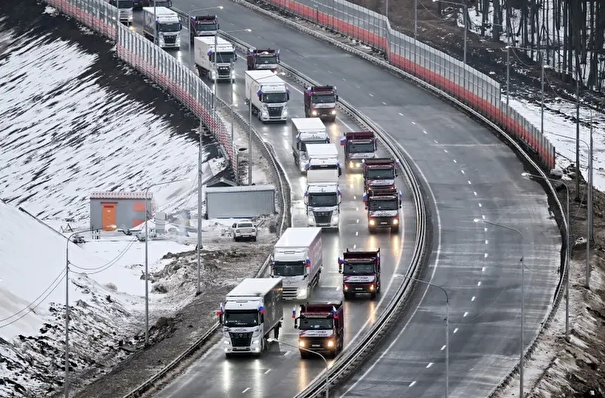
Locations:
0;14;226;221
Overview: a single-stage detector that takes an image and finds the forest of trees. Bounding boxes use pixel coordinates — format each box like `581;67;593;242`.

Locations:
470;0;604;90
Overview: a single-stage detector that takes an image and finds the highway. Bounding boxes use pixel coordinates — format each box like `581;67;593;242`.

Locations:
131;12;419;398
134;3;560;397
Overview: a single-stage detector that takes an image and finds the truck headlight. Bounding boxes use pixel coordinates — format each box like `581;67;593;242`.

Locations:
393;218;399;225
283;109;288;117
331;213;339;223
331;110;336;115
252;338;261;345
299;340;306;348
297;288;307;298
211;71;216;79
262;111;268;117
231;70;235;78
176;37;181;44
369;219;376;226
223;339;230;345
311;110;317;116
128;15;133;20
327;340;335;348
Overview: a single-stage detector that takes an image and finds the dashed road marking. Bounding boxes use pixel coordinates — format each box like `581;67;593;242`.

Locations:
356;231;359;236
463;311;468;317
353;244;357;249
478;203;482;208
409;381;417;387
484;253;488;258
382;101;387;105
264;369;271;374
426;362;434;368
441;345;446;351
485;240;488;245
434;139;438;144
471;296;476;301
468;180;472;185
369;93;374;97
242;388;250;393
477;281;482;286
453;159;457;163
482;267;486;272
453;328;459;333
461;170;465;174
412;121;416;125
399;112;404;116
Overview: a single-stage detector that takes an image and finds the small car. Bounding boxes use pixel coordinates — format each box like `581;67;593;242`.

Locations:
232;221;257;242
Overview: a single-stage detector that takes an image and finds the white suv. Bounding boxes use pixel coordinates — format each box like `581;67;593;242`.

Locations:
232;221;258;242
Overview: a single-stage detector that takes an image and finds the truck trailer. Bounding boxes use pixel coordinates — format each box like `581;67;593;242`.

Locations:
294;301;344;358
338;248;381;299
304;85;338;122
217;278;284;356
271;227;322;300
194;36;236;82
340;131;377;172
245;70;290;123
189;15;219;43
247;48;280;72
142;7;181;49
291;118;329;172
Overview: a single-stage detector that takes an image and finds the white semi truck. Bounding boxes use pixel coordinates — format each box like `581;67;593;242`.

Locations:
304;143;341;230
271;227;323;300
218;278;284;356
142;7;181;49
194;36;236;82
245;70;290;123
291;118;329;172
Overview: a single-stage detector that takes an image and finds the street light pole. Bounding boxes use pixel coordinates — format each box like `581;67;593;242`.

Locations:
522;172;570;341
267;338;329;397
475;219;525;397
143;178;188;345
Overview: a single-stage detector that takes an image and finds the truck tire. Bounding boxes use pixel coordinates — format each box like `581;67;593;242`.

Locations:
300;350;309;359
370;292;377;300
391;225;400;233
343;292;352;300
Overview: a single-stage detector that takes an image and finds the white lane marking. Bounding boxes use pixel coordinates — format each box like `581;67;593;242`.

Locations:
461;170;465;174
441;345;446;351
343;138;443;396
356;219;359;223
342;78;347;81
355;84;360;89
433;140;438;144
426;362;433;369
444;149;448;153
242;388;250;393
356;207;359;211
485;240;488;245
484;253;488;258
412;121;416;125
478;203;482;208
471;296;476;301
369;93;374;97
382;101;387;105
474;191;477;196
453;159;457;163
409;381;417;388
264;369;271;374
423;130;427;134
353;244;357;249
468;180;472;185
463;312;468;317
453;328;459;334
283;350;291;356
356;231;359;236
399;112;404;116
354;195;357;200
482;267;486;272
350;184;354;188
477;281;482;286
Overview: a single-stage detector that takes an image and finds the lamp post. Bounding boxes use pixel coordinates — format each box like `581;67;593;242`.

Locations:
267;338;329;397
545;130;593;288
187;6;224;69
474;218;525;397
143;178;188;345
522;172;570;341
433;0;467;64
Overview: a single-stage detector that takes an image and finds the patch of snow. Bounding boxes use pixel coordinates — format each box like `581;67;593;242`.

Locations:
43;6;57;16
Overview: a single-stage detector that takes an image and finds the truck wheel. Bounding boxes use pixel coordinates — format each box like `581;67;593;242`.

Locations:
370;292;377;300
368;226;375;234
343;292;352;300
300;350;309;359
391;225;399;233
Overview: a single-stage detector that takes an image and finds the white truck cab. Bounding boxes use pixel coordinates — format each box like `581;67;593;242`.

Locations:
304;183;341;229
291;118;329;172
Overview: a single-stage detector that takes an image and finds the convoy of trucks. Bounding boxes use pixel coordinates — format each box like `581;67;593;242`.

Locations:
304;85;338;122
291;118;329;172
247;48;280;72
338;248;381;299
271;227;323;300
217;278;284;356
340;131;378;172
362;157;398;194
142;7;181;49
189;15;219;43
194;36;236;82
294;301;345;358
245;70;290;122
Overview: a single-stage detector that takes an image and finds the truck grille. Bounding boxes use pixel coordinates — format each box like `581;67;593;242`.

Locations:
164;36;176;44
303;337;330;349
229;332;253;347
314;211;332;224
218;66;230;78
371;217;394;226
283;287;298;299
267;106;283;117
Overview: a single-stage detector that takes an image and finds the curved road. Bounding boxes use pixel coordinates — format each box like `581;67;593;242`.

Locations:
131;14;419;398
135;2;560;396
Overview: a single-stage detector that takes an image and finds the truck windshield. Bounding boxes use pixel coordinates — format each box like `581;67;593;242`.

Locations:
299;317;333;330
308;164;338;171
273;261;305;277
257;56;278;64
308;193;338;207
344;262;375;274
366;168;394;179
312;94;336;103
349;142;374;153
237;223;254;228
224;310;259;327
196;23;217;32
159;23;180;32
300;140;327;152
369;199;398;211
212;52;236;63
114;1;134;8
155;0;172;6
262;93;288;103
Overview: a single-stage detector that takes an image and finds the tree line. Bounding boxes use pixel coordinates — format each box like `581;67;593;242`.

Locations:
469;0;604;91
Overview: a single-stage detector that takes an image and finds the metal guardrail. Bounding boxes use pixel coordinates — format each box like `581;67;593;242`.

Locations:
215;29;430;398
216;3;569;396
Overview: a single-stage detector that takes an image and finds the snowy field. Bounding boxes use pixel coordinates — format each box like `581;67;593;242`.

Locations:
0;21;226;220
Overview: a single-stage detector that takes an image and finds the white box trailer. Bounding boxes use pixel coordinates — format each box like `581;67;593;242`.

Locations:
291;118;329;172
194;36;236;82
142;7;181;49
220;278;284;356
271;227;323;300
305;143;341;183
245;70;290;123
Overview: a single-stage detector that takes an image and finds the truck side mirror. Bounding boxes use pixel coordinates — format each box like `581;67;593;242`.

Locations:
232;223;237;228
336;95;339;101
218;23;221;29
234;53;238;61
338;264;343;274
338;196;342;204
294;318;298;329
338;167;342;177
303;196;308;205
260;314;264;324
179;23;183;31
286;92;290;101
